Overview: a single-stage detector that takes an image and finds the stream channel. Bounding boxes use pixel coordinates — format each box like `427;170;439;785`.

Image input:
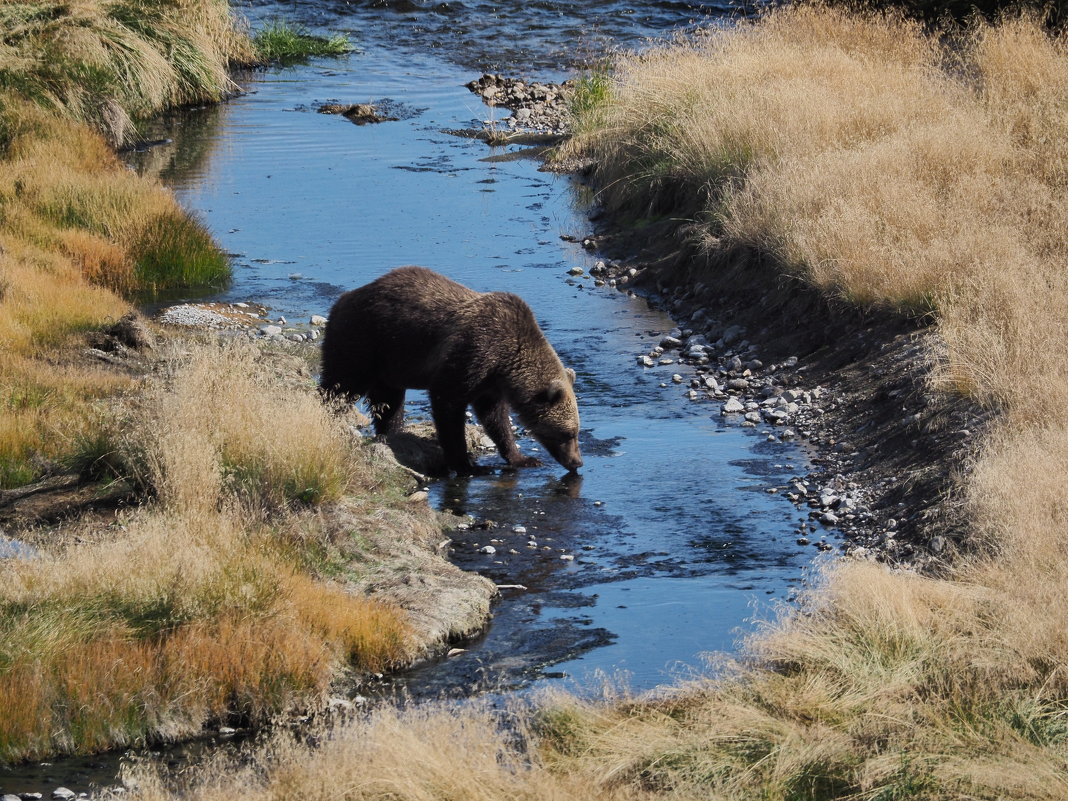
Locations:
2;0;834;793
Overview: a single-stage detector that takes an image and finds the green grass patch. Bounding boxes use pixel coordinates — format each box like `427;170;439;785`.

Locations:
254;20;353;63
132;212;229;292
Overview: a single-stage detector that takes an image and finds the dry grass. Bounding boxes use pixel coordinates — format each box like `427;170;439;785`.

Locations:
0;0;254;487
0;0;255;146
0;97;226;487
107;7;1068;800
99;342;358;511
0;341;416;762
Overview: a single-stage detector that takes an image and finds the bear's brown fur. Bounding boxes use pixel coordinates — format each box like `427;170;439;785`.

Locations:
320;266;582;474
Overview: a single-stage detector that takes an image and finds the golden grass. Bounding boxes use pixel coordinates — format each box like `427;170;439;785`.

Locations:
0;0;252;487
104;342;357;511
0;342;416;761
0;104;229;486
0;0;255;146
106;8;1068;800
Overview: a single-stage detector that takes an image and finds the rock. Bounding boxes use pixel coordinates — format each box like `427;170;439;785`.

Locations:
310;314;328;326
479;545;496;554
721;324;744;345
659;335;682;349
568;265;584;276
783;356;799;368
512;525;527;534
106;312;155;350
727;378;749;391
19;794;43;800
704;376;721;391
744;412;762;424
819;512;840;526
930;536;946;553
671;374;683;384
559;554;574;561
639;355;655;367
764;409;789;424
658;357;674;365
722;397;745;414
52;791;75;801
260;324;282;337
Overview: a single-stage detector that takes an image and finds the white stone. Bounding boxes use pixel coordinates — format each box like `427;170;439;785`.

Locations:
722;397;745;414
260;325;282;337
310;314;328;326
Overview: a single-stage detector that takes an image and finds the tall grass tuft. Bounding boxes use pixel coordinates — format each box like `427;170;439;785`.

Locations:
0;0;255;146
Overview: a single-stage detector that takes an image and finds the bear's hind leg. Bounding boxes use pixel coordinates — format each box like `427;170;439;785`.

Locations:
367;386;406;438
473;397;540;468
431;393;481;474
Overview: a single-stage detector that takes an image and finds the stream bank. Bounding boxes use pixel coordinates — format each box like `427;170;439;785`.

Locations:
566;218;991;572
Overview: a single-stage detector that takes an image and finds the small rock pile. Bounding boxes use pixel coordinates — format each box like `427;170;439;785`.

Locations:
157;302;328;343
465;74;574;134
1;789;87;801
317;103;398;125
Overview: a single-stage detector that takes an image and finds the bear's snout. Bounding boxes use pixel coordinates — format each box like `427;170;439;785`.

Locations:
547;437;583;472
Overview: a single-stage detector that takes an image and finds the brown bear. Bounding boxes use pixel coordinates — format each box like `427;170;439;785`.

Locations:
320;266;582;475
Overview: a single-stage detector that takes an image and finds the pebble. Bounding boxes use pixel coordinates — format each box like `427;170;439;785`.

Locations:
310;314;328;326
52;794;75;801
819;512;840;526
568;266;584;276
512;525;527;534
722;397;745;414
559;554;574;561
639;355;656;367
260;324;282;337
479;545;496;554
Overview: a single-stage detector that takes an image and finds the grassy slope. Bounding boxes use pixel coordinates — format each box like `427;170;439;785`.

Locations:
119;7;1068;801
0;0;427;762
0;0;249;486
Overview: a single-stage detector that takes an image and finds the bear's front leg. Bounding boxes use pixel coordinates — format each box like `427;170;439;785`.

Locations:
474;397;541;469
366;386;406;438
430;393;484;475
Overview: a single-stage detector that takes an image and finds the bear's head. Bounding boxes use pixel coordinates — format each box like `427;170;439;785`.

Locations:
520;367;582;472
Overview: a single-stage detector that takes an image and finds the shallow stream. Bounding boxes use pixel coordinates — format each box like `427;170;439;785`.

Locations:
2;0;829;792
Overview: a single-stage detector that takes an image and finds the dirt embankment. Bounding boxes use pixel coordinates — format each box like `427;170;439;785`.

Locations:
572;220;990;572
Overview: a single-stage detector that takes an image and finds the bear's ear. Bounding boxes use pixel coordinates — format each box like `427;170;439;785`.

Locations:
542;379;567;405
565;367;576;385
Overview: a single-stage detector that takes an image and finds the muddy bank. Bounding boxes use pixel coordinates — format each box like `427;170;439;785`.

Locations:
564;219;990;571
